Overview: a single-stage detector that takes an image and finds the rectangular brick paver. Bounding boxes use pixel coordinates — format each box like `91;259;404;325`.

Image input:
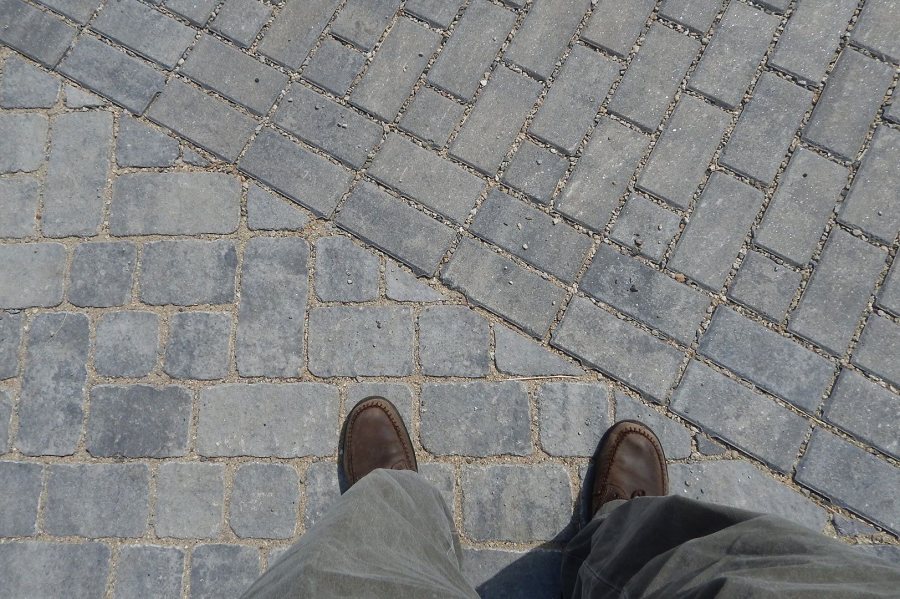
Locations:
581;0;654;58
0;313;22;380
0;542;109;598
303;37;367;96
419;306;490;377
502;140;568;204
92;0;195;69
331;0;399;51
94;311;159;377
505;0;590;80
115;546;184;598
727;251;801;323
190;545;260;599
852;0;900;62
404;0;463;28
538;382;611;457
68;242;136;308
308;306;414;376
36;0;99;23
853;315;900;388
0;113;47;174
839;126;900;244
258;0;340;68
659;0;723;34
825;369;899;460
0;461;42;536
210;0;272;48
0;0;76;67
140;239;237;306
609;194;682;262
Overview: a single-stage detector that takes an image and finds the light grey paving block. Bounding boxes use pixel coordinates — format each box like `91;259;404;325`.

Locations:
0;176;39;237
45;463;149;536
258;0;340;68
0;0;77;67
239;127;353;217
669;172;764;291
501;140;569;205
64;84;104;108
418;463;456;510
247;184;310;231
659;0;723;33
462;464;572;541
182;146;209;166
116;115;179;168
16;312;88;456
803;49;894;161
582;244;710;344
303;461;341;529
552;296;685;402
0;55;59;108
825;369;899;459
615;392;692;459
463;548;562;599
609;194;681;262
442;238;566;337
0;542;109;598
0;243;65;309
303;37;367;95
165;0;217;24
155;462;224;539
385;262;443;301
797;427;899;535
331;0;399;50
351;18;441;121
537;382;610;457
308;306;414;376
789;229;885;355
370;133;484;222
405;0;464;27
879;260;900;316
147;79;257;161
427;0;516;101
0;461;42;535
190;545;259;599
699;307;834;412
197;383;340;457
231;463;298;539
672;360;809;472
0;389;9;451
59;35;165;114
494;324;583;376
315;236;378;302
346;382;414;427
237;237;308;377
772;0;857;82
530;44;619;155
556;117;649;231
636;96;729;210
336;181;455;276
839;126;900;244
399;87;466;147
850;0;900;62
68;242;136;308
450;65;543;175
140;239;237;305
95;311;159;377
727;250;800;322
36;0;99;22
92;0;195;68
164;312;231;380
505;0;590;80
275;83;383;168
419;306;490;377
608;24;699;132
210;0;272;48
0;113;47;174
0;312;22;380
853;315;900;388
114;546;184;599
720;73;813;184
755;148;849;266
581;0;653;57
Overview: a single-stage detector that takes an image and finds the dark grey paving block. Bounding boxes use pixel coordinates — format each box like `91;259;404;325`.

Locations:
878;260;900;316
556;117;649;232
421;381;530;455
699;307;834;412
247;184;310;231
164;312;231;380
36;0;99;22
839;126;900;243
769;0;857;84
114;546;184;599
720;73;813;185
505;0;590;80
442;238;566;337
688;2;779;109
530;44;619;155
755;148;849;267
850;0;900;63
727;250;800;323
404;0;463;28
16;312;88;456
399;87;465;147
797;427;899;535
239;127;353;217
608;24;699;132
336;181;455;276
581;0;653;58
789;229;886;356
165;0;217;25
45;463;149;536
615;392;692;459
609;194;681;262
636;95;730;210
0;461;42;535
672;360;809;472
552;296;685;401
315;236;378;302
303;37;367;95
0;177;39;238
419;306;490;377
210;0;272;48
0;542;109;597
140;239;237;305
537;382;610;457
308;306;413;376
155;462;224;538
0;55;60;108
0;0;76;67
0;312;22;380
0;243;65;309
832;513;879;537
95;311;159;377
59;35;165;114
332;0;399;51
275;83;382;168
116;115;178;168
0;113;47;174
494;324;582;376
853;315;900;388
427;0;516;101
885;99;900;124
501;139;569;205
369;133;484;222
669;172;764;291
197;383;340;457
92;0;194;69
385;262;443;301
463;548;562;599
450;65;543;175
259;0;340;68
190;545;259;599
350;18;440;121
68;242;135;308
659;0;723;33
231;463;298;539
462;464;572;541
825;369;899;459
582;244;710;344
471;188;591;282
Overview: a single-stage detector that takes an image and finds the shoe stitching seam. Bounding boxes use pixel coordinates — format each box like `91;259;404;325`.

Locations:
345;401;414;481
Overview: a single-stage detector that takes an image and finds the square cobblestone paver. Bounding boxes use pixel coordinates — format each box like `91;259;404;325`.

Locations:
155;462;224;539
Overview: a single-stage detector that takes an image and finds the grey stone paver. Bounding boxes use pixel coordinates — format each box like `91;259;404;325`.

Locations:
315;236;379;302
0;176;38;238
850;0;900;63
581;0;653;58
0;0;76;67
404;0;464;28
258;0;339;68
505;0;590;80
879;261;900;316
331;0;399;51
659;0;723;34
247;184;310;232
231;463;299;539
853;315;900;388
0;390;9;452
419;306;490;377
36;0;99;23
64;84;103;108
164;311;232;380
140;239;237;306
538;382;610;457
0;461;42;536
463;549;562;599
385;262;444;302
0;312;22;380
0;243;66;309
399;88;466;148
114;546;184;599
308;306;414;376
190;544;259;599
210;0;271;48
494;325;583;376
501;140;569;205
825;369;899;460
0;55;59;108
609;194;681;262
92;0;195;69
165;0;217;25
94;311;159;377
839;125;900;244
68;241;136;308
303;37;366;96
727;251;801;323
155;462;224;539
0;542;109;598
0;113;47;174
116;115;179;168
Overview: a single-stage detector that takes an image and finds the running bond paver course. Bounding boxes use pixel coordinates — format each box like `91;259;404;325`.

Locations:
1;0;899;594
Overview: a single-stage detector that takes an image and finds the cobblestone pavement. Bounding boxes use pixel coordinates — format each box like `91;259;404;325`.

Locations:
1;0;899;596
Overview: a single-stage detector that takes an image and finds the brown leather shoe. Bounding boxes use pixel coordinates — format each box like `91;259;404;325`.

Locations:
340;397;417;489
590;420;668;517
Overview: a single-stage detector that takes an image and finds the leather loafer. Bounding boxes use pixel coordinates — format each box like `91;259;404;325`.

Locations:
340;396;417;489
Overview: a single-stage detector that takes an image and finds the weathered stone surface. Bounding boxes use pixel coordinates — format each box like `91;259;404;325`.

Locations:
155;462;224;539
0;243;66;309
308;306;414;376
399;88;466;148
0;176;39;238
419;306;490;377
190;544;259;599
609;194;681;263
247;184;310;232
92;0;195;68
231;463;299;539
210;0;272;48
853;315;900;388
727;251;800;323
494;325;582;376
0;113;47;174
659;0;723;34
0;542;109;598
140;239;237;306
114;546;184;599
501;140;569;205
315;236;379;302
303;37;366;95
303;461;341;529
0;461;42;536
0;312;22;380
582;0;654;58
839;126;900;244
463;548;562;599
164;312;232;380
94;311;159;377
404;0;463;28
505;0;590;80
538;382;610;457
0;55;59;108
332;0;399;51
825;369;899;459
852;0;900;62
116;115;179;168
258;0;340;68
770;0;857;84
0;0;77;67
385;262;443;302
68;242;135;308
